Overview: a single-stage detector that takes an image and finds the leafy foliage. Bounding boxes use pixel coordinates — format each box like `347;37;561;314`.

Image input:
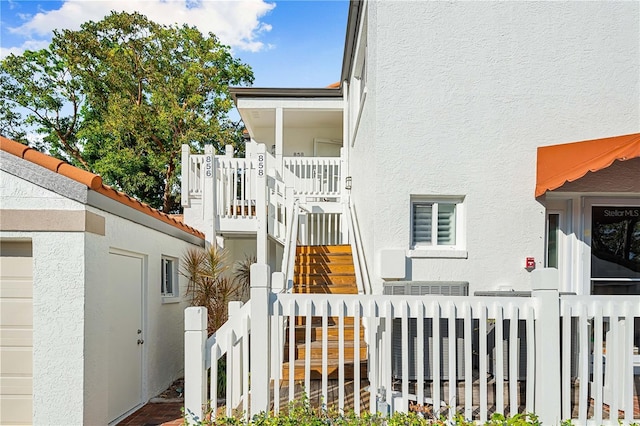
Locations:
185;392;544;425
0;11;253;212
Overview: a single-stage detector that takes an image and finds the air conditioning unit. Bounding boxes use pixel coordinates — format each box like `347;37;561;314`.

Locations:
383;281;469;297
487;320;529;381
384;281;469;380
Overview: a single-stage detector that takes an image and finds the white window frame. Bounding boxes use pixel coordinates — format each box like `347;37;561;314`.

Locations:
161;256;179;303
408;196;467;259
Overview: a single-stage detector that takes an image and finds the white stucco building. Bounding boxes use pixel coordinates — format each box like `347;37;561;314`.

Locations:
0;136;205;425
182;0;639;298
185;1;640;422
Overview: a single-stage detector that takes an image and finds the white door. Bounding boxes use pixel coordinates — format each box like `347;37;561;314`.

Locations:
107;252;144;422
313;138;342;157
0;251;33;425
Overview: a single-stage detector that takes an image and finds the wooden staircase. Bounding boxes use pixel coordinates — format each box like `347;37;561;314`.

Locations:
282;245;367;380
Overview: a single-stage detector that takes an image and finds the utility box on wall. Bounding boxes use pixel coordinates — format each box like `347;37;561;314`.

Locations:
377;249;406;280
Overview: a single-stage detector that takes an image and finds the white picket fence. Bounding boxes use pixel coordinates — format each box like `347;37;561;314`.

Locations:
560;296;640;424
185;268;640;425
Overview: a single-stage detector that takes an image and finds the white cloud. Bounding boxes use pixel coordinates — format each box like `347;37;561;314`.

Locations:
2;0;275;58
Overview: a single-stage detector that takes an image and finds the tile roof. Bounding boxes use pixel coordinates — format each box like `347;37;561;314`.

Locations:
0;136;205;239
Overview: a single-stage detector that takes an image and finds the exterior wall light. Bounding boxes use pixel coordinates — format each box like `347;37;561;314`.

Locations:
345;176;352;190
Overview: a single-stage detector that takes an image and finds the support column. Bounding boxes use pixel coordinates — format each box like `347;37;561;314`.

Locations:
275;107;284;174
250;263;272;416
256;144;268;264
532;268;561;425
203;145;217;244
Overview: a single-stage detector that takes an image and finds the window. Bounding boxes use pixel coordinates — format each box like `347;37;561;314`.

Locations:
409;197;466;258
590;206;640;295
161;256;178;300
546;213;560;268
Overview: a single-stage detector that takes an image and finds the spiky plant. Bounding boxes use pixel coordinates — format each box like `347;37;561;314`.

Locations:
181;246;241;334
233;254;256;303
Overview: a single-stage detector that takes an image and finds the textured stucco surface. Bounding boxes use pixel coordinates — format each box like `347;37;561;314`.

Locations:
83;205;198;424
1;171;87;424
0;152;88;204
0;169;84;210
32;231;86;425
348;1;640;293
1;170;201;424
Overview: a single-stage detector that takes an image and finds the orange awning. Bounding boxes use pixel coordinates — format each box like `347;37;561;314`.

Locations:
536;133;640;197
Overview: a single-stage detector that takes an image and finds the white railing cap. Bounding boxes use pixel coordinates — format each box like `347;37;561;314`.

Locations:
531;268;559;291
184;306;207;331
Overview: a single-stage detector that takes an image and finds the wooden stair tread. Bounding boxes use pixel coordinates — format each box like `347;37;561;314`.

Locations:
281;361;367;380
296;245;352;254
284;244;365;380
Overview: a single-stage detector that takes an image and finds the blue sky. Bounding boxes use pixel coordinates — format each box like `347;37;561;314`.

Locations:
0;0;349;88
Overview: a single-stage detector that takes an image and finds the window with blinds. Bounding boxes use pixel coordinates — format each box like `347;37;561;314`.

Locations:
412;201;457;247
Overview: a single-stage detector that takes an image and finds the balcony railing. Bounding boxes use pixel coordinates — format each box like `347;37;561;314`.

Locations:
283;157;342;198
181;146;344;237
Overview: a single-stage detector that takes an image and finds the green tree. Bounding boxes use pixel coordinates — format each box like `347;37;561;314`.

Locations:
0;11;253;212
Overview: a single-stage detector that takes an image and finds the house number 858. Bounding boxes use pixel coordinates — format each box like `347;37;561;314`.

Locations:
257;154;264;178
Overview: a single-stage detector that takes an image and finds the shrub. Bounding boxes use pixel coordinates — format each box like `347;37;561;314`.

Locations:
185;393;543;426
181;246;242;335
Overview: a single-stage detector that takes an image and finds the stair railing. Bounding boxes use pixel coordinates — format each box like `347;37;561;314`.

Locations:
281;193;300;293
267;173;287;244
344;200;372;294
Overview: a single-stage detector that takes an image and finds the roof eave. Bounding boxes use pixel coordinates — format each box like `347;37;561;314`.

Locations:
340;0;364;84
229;87;342;104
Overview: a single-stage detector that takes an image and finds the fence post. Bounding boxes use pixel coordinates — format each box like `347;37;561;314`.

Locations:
184;307;208;424
250;263;272;416
531;268;561;424
228;301;243;409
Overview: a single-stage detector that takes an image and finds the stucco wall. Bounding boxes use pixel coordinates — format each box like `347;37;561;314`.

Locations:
347;3;378;291
1;168;202;424
83;201;199;424
1;170;87;425
350;1;640;293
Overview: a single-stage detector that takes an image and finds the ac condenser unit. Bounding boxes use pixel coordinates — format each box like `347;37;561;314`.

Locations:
384;281;469;380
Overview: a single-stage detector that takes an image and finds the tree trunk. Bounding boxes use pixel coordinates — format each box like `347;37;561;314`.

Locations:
163;155;176;212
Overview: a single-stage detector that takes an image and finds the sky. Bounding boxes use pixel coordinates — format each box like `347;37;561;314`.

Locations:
0;0;349;88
